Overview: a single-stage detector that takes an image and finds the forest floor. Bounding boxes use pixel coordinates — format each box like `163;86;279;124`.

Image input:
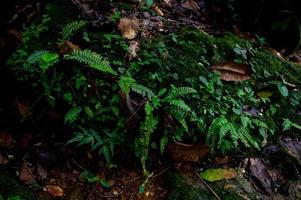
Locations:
1;0;301;200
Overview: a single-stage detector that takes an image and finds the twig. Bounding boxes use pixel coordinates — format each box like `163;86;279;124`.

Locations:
71;158;86;171
194;170;222;200
152;166;171;178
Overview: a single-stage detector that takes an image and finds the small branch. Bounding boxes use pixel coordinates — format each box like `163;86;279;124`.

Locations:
194;170;221;200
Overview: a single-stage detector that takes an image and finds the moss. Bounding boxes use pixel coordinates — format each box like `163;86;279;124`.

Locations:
252;50;301;85
0;171;35;200
164;171;244;200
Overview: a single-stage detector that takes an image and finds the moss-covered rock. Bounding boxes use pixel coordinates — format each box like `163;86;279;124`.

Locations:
164;170;246;200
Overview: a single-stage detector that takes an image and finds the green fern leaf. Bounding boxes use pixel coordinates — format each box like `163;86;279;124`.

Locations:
65;49;116;75
60;20;86;41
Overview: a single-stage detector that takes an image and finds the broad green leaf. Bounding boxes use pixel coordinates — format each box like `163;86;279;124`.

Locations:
118;76;135;94
278;84;288;97
200;168;236;182
100;179;110;188
256;91;272;98
139;184;145;194
0;194;4;200
145;0;154;7
64;107;82;123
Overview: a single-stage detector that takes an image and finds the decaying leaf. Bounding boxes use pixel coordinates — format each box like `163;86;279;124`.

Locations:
58;40;80;54
211;62;251;82
45;185;64;197
182;0;200;14
200;168;236;182
118;17;139;40
128;40;140;60
0;152;8;165
256;91;273;98
166;142;210;162
0;132;14;148
151;5;164;16
249;158;272;194
16;101;32;119
19;161;36;185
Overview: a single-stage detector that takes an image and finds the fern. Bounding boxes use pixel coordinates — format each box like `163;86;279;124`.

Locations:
65;49;116;75
208;115;270;152
166;86;197;99
283;118;301;131
27;50;51;64
136;102;158;175
67;128;113;163
131;83;155;99
207;116;239;150
60;20;86;41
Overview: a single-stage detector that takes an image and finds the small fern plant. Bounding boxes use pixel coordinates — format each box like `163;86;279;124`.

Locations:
122;81;197;175
66;128;115;163
59;20;86;41
207;115;271;153
64;49;116;75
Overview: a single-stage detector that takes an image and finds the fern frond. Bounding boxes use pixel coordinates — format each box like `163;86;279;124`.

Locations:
136;102;158;175
167;86;197;99
131;83;155;99
60;20;86;41
65;49;116;75
252;118;268;129
27;50;50;64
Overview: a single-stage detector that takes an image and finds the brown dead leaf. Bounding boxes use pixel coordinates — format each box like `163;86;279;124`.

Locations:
182;0;200;14
19;161;36;185
211;62;251;82
0;132;14;148
166;142;210;162
45;185;64;197
58;40;80;54
37;163;48;181
0;152;8;165
128;40;140;60
118;17;139;40
17;101;32;119
151;5;164;16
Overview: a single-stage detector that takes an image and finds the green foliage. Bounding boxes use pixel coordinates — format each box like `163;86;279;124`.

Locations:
80;171;110;188
60;20;86;41
27;50;59;71
207;115;270;153
136;102;158;175
283;118;301;131
67;128;119;163
7;8;301;176
65;49;116;75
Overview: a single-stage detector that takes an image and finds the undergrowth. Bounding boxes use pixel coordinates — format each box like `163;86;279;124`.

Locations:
6;4;301;177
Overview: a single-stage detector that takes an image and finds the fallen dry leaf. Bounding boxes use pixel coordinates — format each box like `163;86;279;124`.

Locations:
45;185;64;197
17;101;32;119
211;62;250;82
166;142;210;162
19;161;36;185
182;0;200;14
151;5;164;16
0;132;14;148
58;40;80;54
37;163;48;181
0;152;8;165
118;17;139;40
128;40;140;60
